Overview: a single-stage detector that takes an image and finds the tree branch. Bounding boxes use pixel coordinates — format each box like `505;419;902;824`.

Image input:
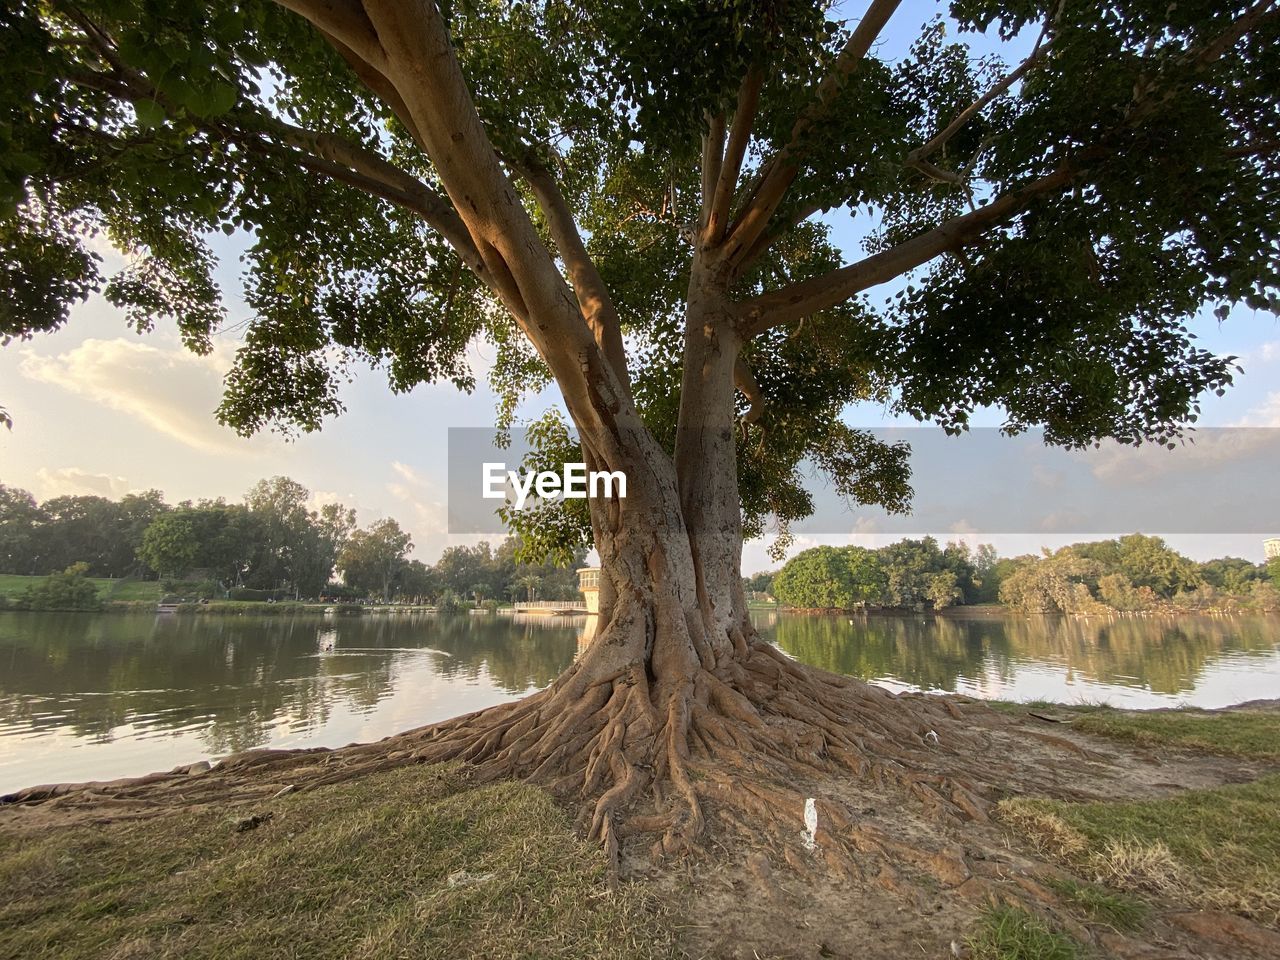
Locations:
721;0;903;270
353;0;622;436
315;26;427;147
1226;138;1280;158
734;356;765;424
700;112;726;233
706;65;763;244
242;117;485;274
738;0;1278;337
736;164;1078;337
270;0;387;69
906;35;1054;173
60;19;484;280
518;155;631;395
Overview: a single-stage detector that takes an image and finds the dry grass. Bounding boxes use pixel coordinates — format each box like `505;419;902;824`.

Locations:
999;773;1280;927
0;763;679;960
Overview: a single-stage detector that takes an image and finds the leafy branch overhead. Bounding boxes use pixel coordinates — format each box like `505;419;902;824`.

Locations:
2;0;1277;555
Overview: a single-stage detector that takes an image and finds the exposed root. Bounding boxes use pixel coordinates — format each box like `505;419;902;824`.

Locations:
342;635;1003;875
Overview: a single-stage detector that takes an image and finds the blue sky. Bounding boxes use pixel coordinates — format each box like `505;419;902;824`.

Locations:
2;3;1278;572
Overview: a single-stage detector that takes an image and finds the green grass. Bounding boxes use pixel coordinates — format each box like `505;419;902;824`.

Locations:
986;700;1280;760
0;575;161;603
1071;707;1280;760
0;574;46;598
965;905;1083;960
1001;773;1280;926
1042;876;1147;931
98;579;163;601
0;764;678;960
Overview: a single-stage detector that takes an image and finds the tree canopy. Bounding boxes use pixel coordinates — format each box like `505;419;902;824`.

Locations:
3;1;1276;558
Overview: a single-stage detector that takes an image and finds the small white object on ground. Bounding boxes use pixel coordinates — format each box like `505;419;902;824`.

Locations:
447;870;495;889
802;797;818;850
925;729;939;745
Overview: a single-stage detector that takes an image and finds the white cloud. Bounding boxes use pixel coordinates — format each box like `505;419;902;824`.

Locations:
1083;427;1280;483
19;338;259;455
1243;340;1280;365
383;460;457;557
1238;392;1280;429
33;467;131;500
1040;508;1089;532
390;460;424;485
1030;463;1063;489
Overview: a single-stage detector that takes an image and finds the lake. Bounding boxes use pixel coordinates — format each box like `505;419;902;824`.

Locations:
2;609;1278;794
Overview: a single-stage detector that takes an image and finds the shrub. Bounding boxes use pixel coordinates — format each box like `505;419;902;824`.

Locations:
16;564;103;612
436;590;464;614
227;587;289;602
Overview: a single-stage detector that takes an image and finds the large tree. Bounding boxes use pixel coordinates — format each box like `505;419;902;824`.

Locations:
338;516;412;600
2;0;1277;861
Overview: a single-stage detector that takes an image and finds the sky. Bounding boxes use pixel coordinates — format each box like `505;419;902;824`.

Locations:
2;4;1278;573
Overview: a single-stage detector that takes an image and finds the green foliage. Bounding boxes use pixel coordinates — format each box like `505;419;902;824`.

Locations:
0;486;167;578
772;538;981;610
338;517;414;602
1247;578;1280;613
1096;573;1157;612
14;562;102;611
773;546;872;610
998;535;1272;614
435;589;465;615
1071;534;1201;597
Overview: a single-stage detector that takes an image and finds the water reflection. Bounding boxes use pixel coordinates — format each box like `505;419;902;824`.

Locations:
1;609;1278;793
756;611;1280;705
0;611;581;791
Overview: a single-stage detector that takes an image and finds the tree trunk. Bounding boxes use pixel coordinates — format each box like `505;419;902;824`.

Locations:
406;291;993;868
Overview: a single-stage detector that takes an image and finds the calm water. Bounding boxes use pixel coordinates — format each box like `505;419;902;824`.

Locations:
1;609;1278;793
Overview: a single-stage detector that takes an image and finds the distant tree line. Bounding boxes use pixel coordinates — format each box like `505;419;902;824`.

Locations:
996;535;1280;615
762;538;998;611
0;478;584;604
756;534;1280;614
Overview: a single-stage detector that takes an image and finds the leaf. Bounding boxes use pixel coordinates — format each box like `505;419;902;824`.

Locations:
133;99;166;128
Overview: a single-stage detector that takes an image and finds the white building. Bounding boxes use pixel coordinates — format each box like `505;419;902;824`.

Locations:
1266;539;1280;561
577;567;600;614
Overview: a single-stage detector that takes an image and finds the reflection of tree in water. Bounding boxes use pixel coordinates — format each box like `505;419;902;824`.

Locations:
759;611;1280;696
0;612;581;758
0;613;400;755
422;614;578;693
761;614;992;691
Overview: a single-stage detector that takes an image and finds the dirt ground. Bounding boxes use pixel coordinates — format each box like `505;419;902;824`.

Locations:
4;698;1279;960
643;701;1280;960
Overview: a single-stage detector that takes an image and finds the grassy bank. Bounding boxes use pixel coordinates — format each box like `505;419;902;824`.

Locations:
999;706;1280;929
0;575;162;603
0;764;677;960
